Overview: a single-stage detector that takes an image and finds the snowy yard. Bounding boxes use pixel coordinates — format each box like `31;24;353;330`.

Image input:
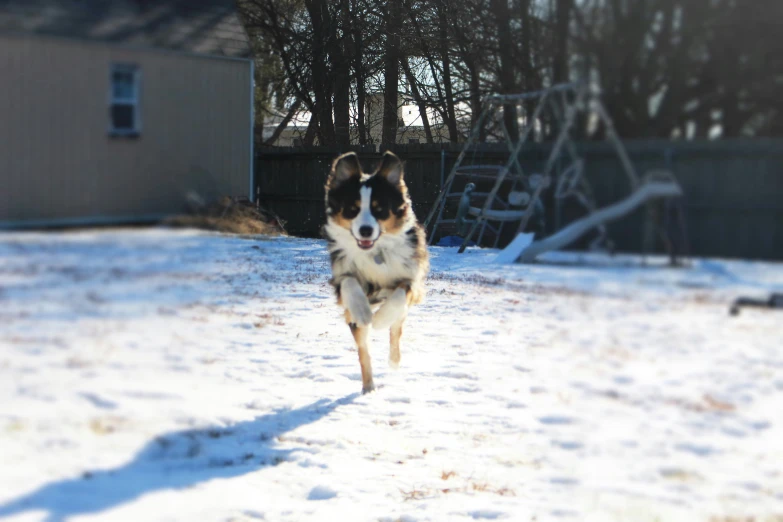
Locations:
1;228;782;522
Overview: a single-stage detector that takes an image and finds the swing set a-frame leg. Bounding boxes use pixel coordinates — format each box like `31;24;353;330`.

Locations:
458;218;483;253
457;94;553;253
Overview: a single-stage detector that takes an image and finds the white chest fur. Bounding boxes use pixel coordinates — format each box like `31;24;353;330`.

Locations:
325;221;417;290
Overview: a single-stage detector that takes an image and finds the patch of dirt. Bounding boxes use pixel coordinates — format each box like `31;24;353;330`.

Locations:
164;196;287;236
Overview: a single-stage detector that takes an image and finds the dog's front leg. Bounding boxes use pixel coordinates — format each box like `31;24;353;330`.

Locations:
340;277;372;326
371;287;408;330
350;323;374;393
389;315;406;369
340;277;374;393
373;285;410;369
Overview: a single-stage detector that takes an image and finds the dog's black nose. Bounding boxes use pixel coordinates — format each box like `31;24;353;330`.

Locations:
359;226;373;238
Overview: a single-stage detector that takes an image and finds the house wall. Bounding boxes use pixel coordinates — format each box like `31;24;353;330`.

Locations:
0;33;252;225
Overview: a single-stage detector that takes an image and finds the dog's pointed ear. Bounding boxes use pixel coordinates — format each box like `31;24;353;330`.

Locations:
376;151;404;185
329;152;362;186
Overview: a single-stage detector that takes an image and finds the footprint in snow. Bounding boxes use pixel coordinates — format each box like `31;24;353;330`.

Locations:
435;371;478;381
468;510;507;520
427;399;451;407
80;392;118;410
550;477;580;486
538;416;576;425
675;443;718;457
553;440;582;450
307;485;337;500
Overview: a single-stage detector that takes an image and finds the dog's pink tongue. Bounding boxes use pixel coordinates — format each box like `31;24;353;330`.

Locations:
358;239;373;249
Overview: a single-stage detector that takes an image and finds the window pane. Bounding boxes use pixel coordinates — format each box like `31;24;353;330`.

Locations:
111;104;135;130
112;70;136;99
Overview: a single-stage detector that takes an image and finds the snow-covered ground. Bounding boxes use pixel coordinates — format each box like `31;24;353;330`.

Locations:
1;228;782;522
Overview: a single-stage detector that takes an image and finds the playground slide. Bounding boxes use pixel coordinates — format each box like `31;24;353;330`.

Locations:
494;233;535;263
495;179;683;264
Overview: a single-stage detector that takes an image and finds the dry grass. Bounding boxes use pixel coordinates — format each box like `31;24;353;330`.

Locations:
666;394;737;413
469;482;516;496
401;473;516;502
399;487;431;501
164;196;286;236
254;312;285;328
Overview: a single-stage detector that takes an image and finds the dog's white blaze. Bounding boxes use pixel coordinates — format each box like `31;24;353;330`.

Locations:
351;186;379;241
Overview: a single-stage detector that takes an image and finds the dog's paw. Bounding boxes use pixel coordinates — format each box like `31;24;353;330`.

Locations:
372;289;407;329
388;356;400;370
371;310;393;330
362;382;376;394
349;301;373;327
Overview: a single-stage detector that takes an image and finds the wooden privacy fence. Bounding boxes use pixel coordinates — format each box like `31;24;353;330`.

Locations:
254;144;450;239
255;140;783;261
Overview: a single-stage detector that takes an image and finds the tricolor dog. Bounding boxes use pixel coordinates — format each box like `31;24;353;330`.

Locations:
322;151;429;393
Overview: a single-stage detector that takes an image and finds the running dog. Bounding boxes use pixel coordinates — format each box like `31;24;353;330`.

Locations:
322;151;429;393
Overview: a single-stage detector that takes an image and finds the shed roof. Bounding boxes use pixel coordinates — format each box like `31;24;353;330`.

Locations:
0;0;251;58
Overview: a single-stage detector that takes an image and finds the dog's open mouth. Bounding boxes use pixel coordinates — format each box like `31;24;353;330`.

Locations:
356;239;375;250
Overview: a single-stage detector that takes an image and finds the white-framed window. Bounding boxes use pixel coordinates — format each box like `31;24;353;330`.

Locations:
109;64;140;136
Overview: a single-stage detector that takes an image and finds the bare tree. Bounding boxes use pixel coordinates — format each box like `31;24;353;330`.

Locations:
552;0;572;84
402;59;434;143
491;0;518;141
382;1;402;145
240;0;783;146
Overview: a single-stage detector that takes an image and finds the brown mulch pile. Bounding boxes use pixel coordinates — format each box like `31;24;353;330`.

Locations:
163;196;287;236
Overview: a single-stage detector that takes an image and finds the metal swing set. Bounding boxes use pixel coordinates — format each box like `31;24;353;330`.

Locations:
423;83;686;263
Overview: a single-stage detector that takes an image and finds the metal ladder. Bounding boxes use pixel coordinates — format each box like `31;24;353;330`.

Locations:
427;164;526;250
424;84;578;253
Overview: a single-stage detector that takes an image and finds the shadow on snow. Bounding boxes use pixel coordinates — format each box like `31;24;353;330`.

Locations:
0;394;357;522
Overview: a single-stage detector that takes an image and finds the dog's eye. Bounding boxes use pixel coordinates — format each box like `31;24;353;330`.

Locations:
371;203;388;218
344;205;359;218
